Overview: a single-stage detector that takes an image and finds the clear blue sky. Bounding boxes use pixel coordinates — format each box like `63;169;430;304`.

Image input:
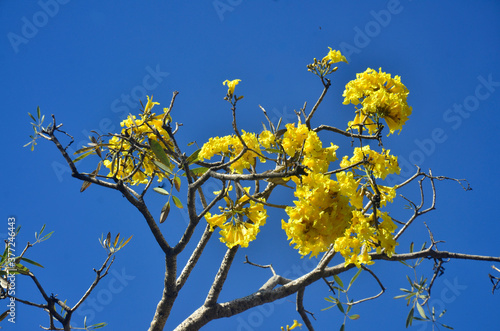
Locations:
1;1;500;330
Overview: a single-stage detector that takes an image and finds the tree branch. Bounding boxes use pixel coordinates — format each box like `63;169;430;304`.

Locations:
175;247;500;330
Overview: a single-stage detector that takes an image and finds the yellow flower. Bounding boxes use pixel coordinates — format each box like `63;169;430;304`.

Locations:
258;130;275;149
101;97;175;185
322;47;348;64
223;79;241;96
347;111;378;134
340;146;400;180
283;172;352;257
144;95;160;115
281;320;303;330
343;68;412;135
204;188;268;248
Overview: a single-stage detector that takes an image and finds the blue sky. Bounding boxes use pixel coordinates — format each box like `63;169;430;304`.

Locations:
1;0;500;330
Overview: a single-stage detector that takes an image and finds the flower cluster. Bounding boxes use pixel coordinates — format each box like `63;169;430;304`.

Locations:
282;172;353;257
281;126;400;262
102;96;172;185
204;187;268;248
340;145;400;180
307;47;348;78
334;210;397;267
281;122;338;173
198;131;264;173
343;67;412;135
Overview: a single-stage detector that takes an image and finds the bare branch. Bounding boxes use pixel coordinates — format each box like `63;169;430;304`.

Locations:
176;223;213;290
347;266;385;306
314;124;379;140
297;287;315;331
305;80;330;129
204;246;239;307
72;254;115;312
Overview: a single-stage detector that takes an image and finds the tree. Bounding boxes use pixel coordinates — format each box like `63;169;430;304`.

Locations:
7;47;500;330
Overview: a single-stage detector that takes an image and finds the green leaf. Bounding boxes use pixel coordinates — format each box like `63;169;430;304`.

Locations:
416;302;427;319
15;263;30;275
153;187;170;195
187;141;196;147
90;322;108;329
399;260;410;267
348;268;362;289
321;305;336;311
153;160;174;175
339;323;345;331
160;201;170;224
324;296;337;303
413;316;427;321
333;275;344;289
440;323;454;330
0;246;9;264
20;257;44;268
37;106;41;119
406;307;414;328
149;138;172;168
188;167;208;176
41;231;54;242
28;112;36;122
74;149;94;163
186;149;201;164
348;314;360;320
336;301;344;314
172;195;183;209
265;147;282;154
409;242;414;253
74;145;96;155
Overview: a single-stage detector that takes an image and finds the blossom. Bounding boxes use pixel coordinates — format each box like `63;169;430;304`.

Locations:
281;320;303;331
258;130;275;149
333;210;398;267
340;145;400;180
343;68;412;135
322;47;348;64
282;172;353;257
223;79;241;96
198;131;263;174
204;188;267;248
102;96;173;185
144;95;160;115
